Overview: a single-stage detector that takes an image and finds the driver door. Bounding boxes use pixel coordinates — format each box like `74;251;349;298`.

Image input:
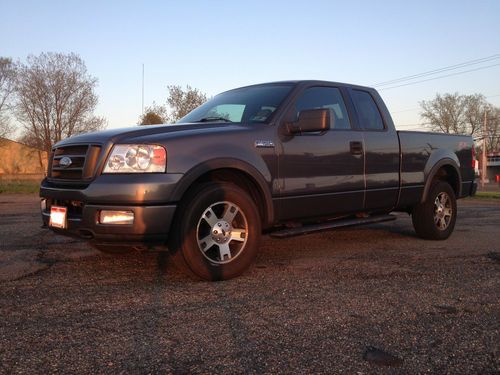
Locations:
277;86;365;220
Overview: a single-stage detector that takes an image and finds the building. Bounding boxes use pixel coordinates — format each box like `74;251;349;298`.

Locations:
0;137;48;180
487;153;500;182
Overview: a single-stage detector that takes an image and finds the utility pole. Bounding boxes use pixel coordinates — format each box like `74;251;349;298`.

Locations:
481;110;488;188
142;63;145;115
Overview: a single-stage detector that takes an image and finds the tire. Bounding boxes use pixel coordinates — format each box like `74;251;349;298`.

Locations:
168;182;261;281
412;181;457;240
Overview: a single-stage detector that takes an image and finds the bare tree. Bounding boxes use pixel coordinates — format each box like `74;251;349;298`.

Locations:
0;57;16;138
420;93;490;137
139;85;207;124
167;85;207;121
138;102;169;125
15;52;105;160
463;94;490;137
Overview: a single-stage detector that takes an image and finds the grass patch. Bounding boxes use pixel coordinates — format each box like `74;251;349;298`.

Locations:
0;181;40;194
472;191;500;200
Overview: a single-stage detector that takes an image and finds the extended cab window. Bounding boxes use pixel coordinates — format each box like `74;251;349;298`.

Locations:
351;90;385;130
294;87;351;129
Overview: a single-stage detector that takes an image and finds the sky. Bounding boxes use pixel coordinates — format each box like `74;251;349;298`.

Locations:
1;0;500;132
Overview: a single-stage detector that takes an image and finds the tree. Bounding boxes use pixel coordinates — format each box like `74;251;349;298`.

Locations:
139;85;208;125
420;93;490;137
138;102;168;125
166;85;207;121
14;52;105;160
0;57;16;138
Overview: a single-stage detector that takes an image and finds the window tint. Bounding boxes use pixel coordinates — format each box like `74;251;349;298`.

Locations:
294;87;351;129
351;90;385;130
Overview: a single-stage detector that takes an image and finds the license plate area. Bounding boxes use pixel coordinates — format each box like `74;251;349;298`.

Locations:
49;206;67;229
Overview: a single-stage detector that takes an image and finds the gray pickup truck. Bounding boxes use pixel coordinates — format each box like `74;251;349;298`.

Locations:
40;80;477;280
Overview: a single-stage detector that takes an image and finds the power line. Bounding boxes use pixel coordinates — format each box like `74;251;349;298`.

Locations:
391;94;500;114
373;54;500;87
378;63;500;91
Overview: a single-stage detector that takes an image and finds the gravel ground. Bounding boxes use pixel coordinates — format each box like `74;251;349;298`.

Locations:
0;194;499;374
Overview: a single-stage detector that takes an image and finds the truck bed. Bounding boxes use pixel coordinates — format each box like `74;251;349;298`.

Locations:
397;130;475;208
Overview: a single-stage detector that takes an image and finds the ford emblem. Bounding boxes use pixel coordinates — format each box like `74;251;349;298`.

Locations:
59;156;72;168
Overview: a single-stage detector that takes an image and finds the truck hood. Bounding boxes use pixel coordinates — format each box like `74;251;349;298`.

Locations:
54;122;239;147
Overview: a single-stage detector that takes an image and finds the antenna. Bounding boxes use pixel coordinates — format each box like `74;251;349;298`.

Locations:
141;63;145;115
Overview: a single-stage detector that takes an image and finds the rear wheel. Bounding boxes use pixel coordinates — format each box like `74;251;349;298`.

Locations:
169;183;261;281
412;181;457;240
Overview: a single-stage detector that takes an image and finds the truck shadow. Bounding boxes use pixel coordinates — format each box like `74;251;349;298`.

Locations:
92;214;422;282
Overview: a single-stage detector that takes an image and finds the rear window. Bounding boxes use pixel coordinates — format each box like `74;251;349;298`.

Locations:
351;90;385;130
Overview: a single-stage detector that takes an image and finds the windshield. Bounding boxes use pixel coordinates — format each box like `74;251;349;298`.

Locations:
177;84;293;124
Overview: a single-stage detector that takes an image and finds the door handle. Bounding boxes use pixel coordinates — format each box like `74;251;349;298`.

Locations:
350;141;364;155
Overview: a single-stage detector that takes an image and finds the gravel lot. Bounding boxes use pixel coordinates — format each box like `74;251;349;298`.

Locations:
0;194;499;374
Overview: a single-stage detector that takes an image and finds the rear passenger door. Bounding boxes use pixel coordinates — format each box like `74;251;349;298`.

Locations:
349;89;400;211
277;86;365;220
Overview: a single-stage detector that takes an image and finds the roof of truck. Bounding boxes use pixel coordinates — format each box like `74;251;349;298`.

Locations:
225;80;375;92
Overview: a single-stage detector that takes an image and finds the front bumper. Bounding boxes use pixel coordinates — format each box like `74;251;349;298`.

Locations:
41;202;176;243
40;174;182;244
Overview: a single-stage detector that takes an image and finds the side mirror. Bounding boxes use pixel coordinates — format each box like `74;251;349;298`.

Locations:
286;108;331;134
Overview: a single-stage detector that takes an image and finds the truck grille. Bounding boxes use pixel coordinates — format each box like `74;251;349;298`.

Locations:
49;144;102;181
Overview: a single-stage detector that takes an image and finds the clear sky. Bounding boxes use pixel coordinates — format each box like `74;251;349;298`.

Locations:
1;0;499;131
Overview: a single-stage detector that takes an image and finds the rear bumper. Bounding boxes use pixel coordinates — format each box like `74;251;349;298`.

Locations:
470;180;478;196
460;180;477;198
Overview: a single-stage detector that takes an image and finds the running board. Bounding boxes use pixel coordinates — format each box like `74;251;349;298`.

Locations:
270;214;396;239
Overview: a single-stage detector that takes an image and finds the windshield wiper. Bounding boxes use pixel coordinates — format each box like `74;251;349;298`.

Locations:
195;116;233;123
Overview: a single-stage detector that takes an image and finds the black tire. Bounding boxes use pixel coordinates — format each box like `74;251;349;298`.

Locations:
168;182;261;281
412;181;457;240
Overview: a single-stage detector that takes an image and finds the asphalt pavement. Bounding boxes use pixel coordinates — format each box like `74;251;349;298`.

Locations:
0;194;499;374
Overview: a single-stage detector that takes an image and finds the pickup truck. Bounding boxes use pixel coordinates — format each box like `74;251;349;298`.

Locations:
40;80;477;280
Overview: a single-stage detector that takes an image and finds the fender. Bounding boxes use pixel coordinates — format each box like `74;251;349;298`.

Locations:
170;158;275;225
421;157;462;203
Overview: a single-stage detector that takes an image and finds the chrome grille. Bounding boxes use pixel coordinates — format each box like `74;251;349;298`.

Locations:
49;144;101;181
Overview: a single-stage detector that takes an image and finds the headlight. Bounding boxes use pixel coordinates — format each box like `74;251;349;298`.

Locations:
103;144;166;173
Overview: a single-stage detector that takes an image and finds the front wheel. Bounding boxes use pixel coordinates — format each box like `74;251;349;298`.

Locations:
169;183;261;281
412;181;457;240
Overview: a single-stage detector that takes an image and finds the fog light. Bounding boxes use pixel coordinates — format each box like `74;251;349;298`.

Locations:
99;210;134;225
40;199;47;211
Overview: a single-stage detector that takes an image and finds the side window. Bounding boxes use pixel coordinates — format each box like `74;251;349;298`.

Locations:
351;90;385;130
294;87;351;130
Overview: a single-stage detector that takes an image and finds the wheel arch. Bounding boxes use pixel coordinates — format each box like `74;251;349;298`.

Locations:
421;158;461;203
171;159;274;227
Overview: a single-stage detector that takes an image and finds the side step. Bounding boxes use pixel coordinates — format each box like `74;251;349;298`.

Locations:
270;214;396;239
